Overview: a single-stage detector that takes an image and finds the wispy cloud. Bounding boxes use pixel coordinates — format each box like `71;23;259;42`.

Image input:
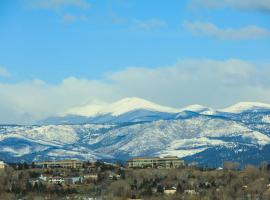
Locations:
190;0;270;12
28;0;90;10
184;21;270;40
131;18;168;32
0;67;10;77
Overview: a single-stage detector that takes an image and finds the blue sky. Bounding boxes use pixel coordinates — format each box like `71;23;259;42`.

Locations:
0;0;270;123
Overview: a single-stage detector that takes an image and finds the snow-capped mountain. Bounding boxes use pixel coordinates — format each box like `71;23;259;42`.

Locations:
179;104;216;115
220;102;270;113
40;97;180;125
45;99;270;125
65;97;179;117
180;104;210;113
2;98;270;167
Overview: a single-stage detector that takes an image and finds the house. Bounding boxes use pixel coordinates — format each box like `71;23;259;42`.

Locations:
127;156;185;169
242;185;248;189
39;174;50;182
35;160;83;169
164;187;177;195
65;176;84;185
108;172;121;180
48;176;65;185
0;161;5;169
84;174;99;181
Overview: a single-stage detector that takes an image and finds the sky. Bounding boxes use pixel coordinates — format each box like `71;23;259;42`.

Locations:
0;0;270;124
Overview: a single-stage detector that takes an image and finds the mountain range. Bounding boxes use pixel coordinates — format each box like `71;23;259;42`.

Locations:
1;97;270;167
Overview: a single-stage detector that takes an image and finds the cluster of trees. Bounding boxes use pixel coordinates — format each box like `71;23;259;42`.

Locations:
1;162;270;199
103;163;270;200
0;167;80;200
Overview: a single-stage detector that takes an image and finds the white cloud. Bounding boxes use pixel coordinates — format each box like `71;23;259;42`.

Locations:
0;67;10;77
184;21;270;40
0;77;119;124
190;0;270;12
28;0;90;10
1;59;270;124
131;19;168;32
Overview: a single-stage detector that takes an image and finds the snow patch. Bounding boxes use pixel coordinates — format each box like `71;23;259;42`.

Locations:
262;115;270;123
64;97;180;117
221;102;270;113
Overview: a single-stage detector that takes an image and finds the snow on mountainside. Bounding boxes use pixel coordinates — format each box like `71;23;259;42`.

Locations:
180;104;210;112
0;124;115;162
91;116;270;158
3;98;270;166
221;102;270;113
40;98;270;125
179;104;216;115
1;113;270;165
64;97;180;117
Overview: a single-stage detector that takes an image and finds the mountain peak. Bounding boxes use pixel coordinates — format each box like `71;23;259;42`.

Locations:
65;97;179;117
221;102;270;113
179;104;216;115
180;104;208;112
112;97;154;105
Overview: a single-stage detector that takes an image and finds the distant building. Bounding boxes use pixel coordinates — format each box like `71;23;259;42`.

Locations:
84;174;99;181
0;161;5;169
48;176;65;185
127;156;185;169
39;174;50;182
35;160;83;169
108;172;121;180
65;176;84;185
164;188;177;195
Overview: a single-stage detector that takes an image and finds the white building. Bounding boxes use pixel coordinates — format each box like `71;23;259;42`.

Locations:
164;188;177;195
84;174;98;181
48;177;65;185
0;161;5;169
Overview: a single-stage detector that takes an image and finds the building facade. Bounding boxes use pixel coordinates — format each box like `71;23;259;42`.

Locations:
48;177;65;185
35;160;83;169
0;161;5;169
127;156;185;169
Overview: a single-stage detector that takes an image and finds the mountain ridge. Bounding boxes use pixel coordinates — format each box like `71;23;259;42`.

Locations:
2;98;270;167
39;98;270;125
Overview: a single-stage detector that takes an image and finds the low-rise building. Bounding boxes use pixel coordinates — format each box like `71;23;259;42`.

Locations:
108;173;121;180
0;161;5;169
39;174;50;182
65;176;84;185
164;188;177;195
48;176;65;185
35;160;83;169
84;174;99;181
127;156;185;169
